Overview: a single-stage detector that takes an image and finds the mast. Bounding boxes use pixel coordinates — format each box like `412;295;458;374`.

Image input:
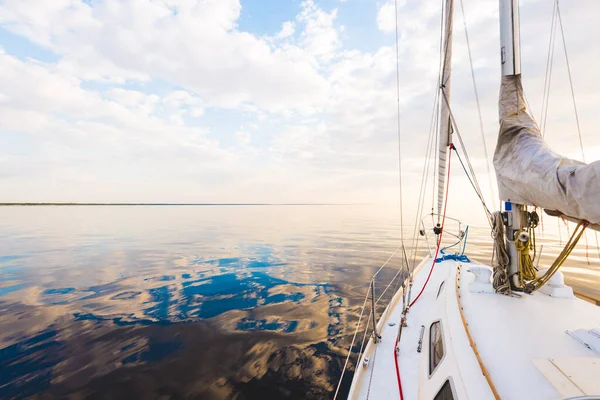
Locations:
436;0;454;226
499;0;521;77
499;0;526;290
495;0;600;292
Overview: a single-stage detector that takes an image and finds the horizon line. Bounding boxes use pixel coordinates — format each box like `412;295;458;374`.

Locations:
0;202;376;206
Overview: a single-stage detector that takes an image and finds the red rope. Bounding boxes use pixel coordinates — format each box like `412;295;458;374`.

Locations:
585;231;590;265
393;336;404;400
409;147;452;308
394;146;453;399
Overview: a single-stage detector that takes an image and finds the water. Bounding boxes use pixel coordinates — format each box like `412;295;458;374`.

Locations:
0;206;598;399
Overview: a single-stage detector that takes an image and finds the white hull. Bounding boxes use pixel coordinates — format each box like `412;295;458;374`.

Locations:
348;256;600;400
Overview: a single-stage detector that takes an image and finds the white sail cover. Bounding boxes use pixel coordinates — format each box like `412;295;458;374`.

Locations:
494;74;600;224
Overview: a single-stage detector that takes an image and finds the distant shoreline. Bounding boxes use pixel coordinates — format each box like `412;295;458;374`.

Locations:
0;203;369;206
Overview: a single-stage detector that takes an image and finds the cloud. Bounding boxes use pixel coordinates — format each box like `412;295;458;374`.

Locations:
0;0;599;217
277;21;296;39
377;1;396;34
235;131;251;146
0;0;330;114
297;0;340;61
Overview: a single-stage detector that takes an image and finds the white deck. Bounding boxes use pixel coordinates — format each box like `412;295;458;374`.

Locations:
349;256;600;400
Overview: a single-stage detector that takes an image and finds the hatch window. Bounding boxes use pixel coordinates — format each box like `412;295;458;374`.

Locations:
436;281;445;299
433;379;455;400
429;321;445;375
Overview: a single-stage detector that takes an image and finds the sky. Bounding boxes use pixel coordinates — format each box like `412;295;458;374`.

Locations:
0;0;599;221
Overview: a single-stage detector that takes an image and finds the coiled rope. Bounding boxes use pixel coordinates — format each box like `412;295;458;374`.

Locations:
491;211;511;295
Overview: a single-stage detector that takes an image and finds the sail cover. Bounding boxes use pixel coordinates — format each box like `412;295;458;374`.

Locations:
494;74;600;224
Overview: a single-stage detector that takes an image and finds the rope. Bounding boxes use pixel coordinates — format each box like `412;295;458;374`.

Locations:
525;220;588;293
393;336;404;400
462;225;469;255
407;0;445;309
436;253;470;263
515;228;537;283
395;144;452;400
440;236;463;254
411;144;453;308
491;211;511;295
437;224;470;263
438;225;469;260
585;232;590;266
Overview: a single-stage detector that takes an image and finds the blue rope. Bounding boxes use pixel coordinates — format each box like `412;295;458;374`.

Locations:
461;225;469;255
436;226;470;263
436;253;470;263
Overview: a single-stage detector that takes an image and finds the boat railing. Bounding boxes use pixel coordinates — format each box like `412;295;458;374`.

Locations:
419;213;467;257
334;214;467;399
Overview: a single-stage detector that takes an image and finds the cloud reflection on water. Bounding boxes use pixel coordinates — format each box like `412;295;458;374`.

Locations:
0;205;598;399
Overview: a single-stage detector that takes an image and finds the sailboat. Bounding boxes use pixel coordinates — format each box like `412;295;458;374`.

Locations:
335;0;600;399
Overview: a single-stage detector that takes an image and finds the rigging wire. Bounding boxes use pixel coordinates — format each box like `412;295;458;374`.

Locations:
356;309;372;366
555;0;585;163
458;0;498;211
441;90;493;226
332;243;403;399
553;0;599;258
409;148;453;308
372;244;404;279
409;0;446;272
452;145;492;218
409;92;440;269
394;0;447;398
332;285;372;400
365;343;378;399
540;0;557;136
375;267;404;305
395;137;454;400
394;0;405;245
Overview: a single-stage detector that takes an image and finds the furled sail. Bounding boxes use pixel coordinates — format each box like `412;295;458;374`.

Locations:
494;74;600;224
437;0;454;220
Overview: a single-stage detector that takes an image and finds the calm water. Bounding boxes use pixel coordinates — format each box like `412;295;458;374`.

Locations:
0;206;598;399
